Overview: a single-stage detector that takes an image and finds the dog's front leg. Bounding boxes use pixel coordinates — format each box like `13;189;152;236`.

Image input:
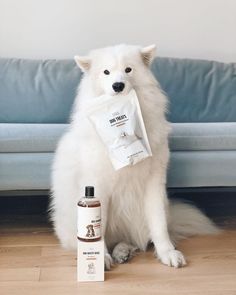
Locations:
144;176;186;268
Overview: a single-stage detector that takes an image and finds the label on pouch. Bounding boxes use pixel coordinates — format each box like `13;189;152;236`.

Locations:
77;207;101;240
87;89;152;170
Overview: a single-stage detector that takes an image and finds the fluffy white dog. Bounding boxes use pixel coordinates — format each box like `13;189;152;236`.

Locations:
50;44;218;269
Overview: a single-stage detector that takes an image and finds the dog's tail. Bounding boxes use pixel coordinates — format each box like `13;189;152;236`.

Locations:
169;200;220;243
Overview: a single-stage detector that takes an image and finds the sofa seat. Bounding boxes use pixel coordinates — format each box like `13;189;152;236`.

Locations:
169;122;236;151
1;122;236;190
0;124;68;152
0;151;236;190
1;122;236;153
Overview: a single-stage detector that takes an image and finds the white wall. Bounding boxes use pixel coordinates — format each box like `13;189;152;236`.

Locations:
0;0;236;62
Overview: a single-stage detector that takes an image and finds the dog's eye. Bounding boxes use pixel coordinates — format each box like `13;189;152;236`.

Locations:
104;69;110;75
125;67;132;73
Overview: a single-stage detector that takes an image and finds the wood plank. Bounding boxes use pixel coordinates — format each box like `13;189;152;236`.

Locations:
0;268;40;282
0;246;41;257
0;252;76;269
0;276;235;295
41;245;75;257
0;232;58;247
40;267;76;281
0;219;235;295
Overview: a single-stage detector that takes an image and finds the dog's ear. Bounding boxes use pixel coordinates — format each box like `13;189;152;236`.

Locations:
74;55;91;72
141;45;156;66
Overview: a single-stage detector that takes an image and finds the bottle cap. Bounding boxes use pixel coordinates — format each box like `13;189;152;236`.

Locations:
85;186;94;198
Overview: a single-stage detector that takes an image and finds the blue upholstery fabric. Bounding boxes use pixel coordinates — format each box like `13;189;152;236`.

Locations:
169;122;236;151
152;57;236;122
168;151;236;187
0;58;81;123
0;153;52;190
0;57;236;191
0;123;68;152
0;151;236;190
1;57;236;124
1;122;236;153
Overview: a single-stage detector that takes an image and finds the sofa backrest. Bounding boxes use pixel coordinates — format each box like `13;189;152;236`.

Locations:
0;57;235;123
0;58;81;123
153;58;236;123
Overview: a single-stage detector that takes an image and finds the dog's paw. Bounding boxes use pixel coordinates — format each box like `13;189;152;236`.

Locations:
158;249;186;268
104;253;114;270
112;242;138;264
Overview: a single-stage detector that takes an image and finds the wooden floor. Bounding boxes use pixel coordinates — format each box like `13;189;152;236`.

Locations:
0;216;236;295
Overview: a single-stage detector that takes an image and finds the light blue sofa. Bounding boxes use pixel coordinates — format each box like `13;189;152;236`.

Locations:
0;57;236;192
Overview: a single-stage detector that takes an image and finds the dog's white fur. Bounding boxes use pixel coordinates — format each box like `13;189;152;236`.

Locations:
50;44;218;269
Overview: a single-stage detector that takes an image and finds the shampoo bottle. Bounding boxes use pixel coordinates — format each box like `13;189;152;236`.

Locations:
77;186;101;242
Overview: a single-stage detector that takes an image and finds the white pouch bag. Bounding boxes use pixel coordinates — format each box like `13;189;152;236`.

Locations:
87;89;152;170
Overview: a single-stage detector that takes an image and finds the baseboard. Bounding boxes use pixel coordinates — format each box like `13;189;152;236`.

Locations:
0;187;235;218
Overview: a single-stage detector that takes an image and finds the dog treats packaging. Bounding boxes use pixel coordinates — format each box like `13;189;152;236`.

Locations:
87;89;152;170
77;186;104;282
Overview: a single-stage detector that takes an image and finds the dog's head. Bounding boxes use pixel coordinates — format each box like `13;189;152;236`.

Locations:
74;44;156;96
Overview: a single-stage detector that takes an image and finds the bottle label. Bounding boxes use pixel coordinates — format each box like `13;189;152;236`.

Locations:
77;206;101;240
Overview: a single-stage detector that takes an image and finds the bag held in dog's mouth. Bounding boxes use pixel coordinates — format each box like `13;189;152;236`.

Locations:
87;89;152;170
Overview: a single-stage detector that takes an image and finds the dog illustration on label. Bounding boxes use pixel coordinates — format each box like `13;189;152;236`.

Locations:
112;131;141;149
86;224;95;238
87;262;96;274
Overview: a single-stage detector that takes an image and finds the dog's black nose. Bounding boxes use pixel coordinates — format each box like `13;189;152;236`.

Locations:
112;82;125;93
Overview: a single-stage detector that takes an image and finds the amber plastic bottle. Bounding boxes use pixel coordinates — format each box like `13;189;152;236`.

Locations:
77;186;101;242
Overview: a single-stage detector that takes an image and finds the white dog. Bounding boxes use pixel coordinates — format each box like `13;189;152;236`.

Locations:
50;44;218;269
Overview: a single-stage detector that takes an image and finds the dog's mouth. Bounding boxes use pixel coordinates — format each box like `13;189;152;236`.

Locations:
102;85;133;97
110;87;133;97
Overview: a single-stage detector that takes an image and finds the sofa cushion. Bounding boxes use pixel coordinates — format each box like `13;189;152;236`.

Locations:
0;123;68;152
152;57;236;123
1;151;236;190
0;122;236;153
169;122;236;151
0;58;81;123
